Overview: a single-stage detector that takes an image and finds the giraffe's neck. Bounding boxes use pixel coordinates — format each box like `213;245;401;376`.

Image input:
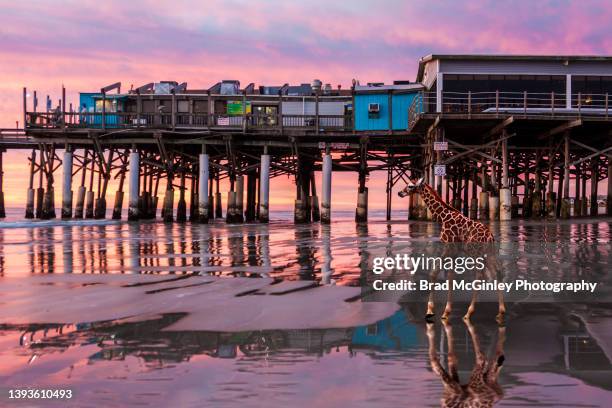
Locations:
419;185;458;222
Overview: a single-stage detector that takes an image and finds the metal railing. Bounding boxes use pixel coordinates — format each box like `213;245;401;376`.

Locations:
408;90;611;129
25;111;353;132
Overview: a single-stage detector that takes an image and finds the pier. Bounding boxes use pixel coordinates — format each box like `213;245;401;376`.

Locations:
1;55;611;224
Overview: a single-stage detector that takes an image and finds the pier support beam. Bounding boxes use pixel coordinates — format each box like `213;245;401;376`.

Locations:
607;163;612;216
25;149;36;219
198;153;210;223
235;175;244;223
321;152;332;224
0;150;5;219
479;165;489;220
499;137;511;221
35;150;44;219
590;159;599;216
245;170;257;222
163;173;174;223
355;189;368;223
74;151;87;219
176;172;187;223
61;150;73;219
128;150;140;221
42;147;56;220
355;139;368;223
85;154;95;219
259;153;270;223
532;166;542;218
574;169;582;217
215;172;223;219
112;150;128;220
310;172;320;222
561;133;571;219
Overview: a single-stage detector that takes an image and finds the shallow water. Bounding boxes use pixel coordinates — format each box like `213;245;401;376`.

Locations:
0;210;611;407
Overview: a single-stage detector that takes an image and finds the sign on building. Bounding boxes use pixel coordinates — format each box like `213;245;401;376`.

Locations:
217;116;230;126
434;141;448;151
318;142;350;150
434;164;446;176
227;101;252;116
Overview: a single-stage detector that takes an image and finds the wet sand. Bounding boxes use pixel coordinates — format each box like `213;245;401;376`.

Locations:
0;211;611;407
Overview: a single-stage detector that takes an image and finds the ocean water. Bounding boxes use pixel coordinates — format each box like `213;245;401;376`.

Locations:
0;209;611;407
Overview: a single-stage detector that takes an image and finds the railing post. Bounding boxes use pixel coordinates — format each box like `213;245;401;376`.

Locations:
495;90;499;118
551;91;555;116
278;91;284;134
242;91;247;134
22;87;27;129
523;91;527;117
101;90;106;130
606;93;609;120
136;91;141;129
468;91;472;118
62;86;66;129
171;90;176;130
315;93;320;134
578;92;582;117
207;91;214;126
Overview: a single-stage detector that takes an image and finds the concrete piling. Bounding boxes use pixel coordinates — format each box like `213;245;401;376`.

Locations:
235;175;244;223
499;137;511;221
25;149;36;219
198;153;209;223
61;150;73;219
321;153;332;224
0;150;4;219
355;188;368;223
128;150;140;221
176;172;187;223
259;154;270;223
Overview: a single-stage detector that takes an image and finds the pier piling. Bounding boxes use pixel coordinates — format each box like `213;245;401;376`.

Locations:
25;149;36;219
259;153;270;223
61;149;73;219
321;152;332;224
127;149;140;221
176;171;187;223
198;153;209;223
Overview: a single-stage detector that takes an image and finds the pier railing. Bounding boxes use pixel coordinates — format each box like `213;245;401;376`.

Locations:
25;111;353;132
408;90;611;129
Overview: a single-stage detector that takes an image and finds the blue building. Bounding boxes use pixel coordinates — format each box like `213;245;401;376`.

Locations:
78;92;127;128
354;82;423;131
351;310;419;350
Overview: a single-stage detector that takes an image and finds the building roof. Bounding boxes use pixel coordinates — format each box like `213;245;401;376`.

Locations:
354;83;423;93
416;54;612;82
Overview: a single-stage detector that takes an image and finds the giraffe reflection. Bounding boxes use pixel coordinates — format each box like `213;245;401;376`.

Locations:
427;320;506;408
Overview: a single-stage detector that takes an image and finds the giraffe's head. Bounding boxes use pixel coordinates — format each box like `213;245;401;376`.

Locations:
398;177;425;198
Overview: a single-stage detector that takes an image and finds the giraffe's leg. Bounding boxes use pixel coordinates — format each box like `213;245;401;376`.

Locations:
426;264;441;320
489;256;507;325
496;289;506;325
464;289;477;321
442;320;459;382
442;269;454;321
464;318;485;365
426;322;453;385
488;325;506;380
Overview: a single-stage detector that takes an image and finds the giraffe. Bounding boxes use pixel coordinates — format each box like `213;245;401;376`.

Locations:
427;320;506;408
398;178;506;323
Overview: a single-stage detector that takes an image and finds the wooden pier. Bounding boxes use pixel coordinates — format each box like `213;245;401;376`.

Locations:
3;55;612;223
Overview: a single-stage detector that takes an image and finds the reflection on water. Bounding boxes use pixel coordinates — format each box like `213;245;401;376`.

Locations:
0;213;611;406
1;305;611;407
0;213;610;287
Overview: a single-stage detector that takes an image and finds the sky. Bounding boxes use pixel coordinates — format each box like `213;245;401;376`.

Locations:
0;0;611;211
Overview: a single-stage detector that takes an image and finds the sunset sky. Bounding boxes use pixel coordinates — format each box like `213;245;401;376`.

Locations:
0;0;611;212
